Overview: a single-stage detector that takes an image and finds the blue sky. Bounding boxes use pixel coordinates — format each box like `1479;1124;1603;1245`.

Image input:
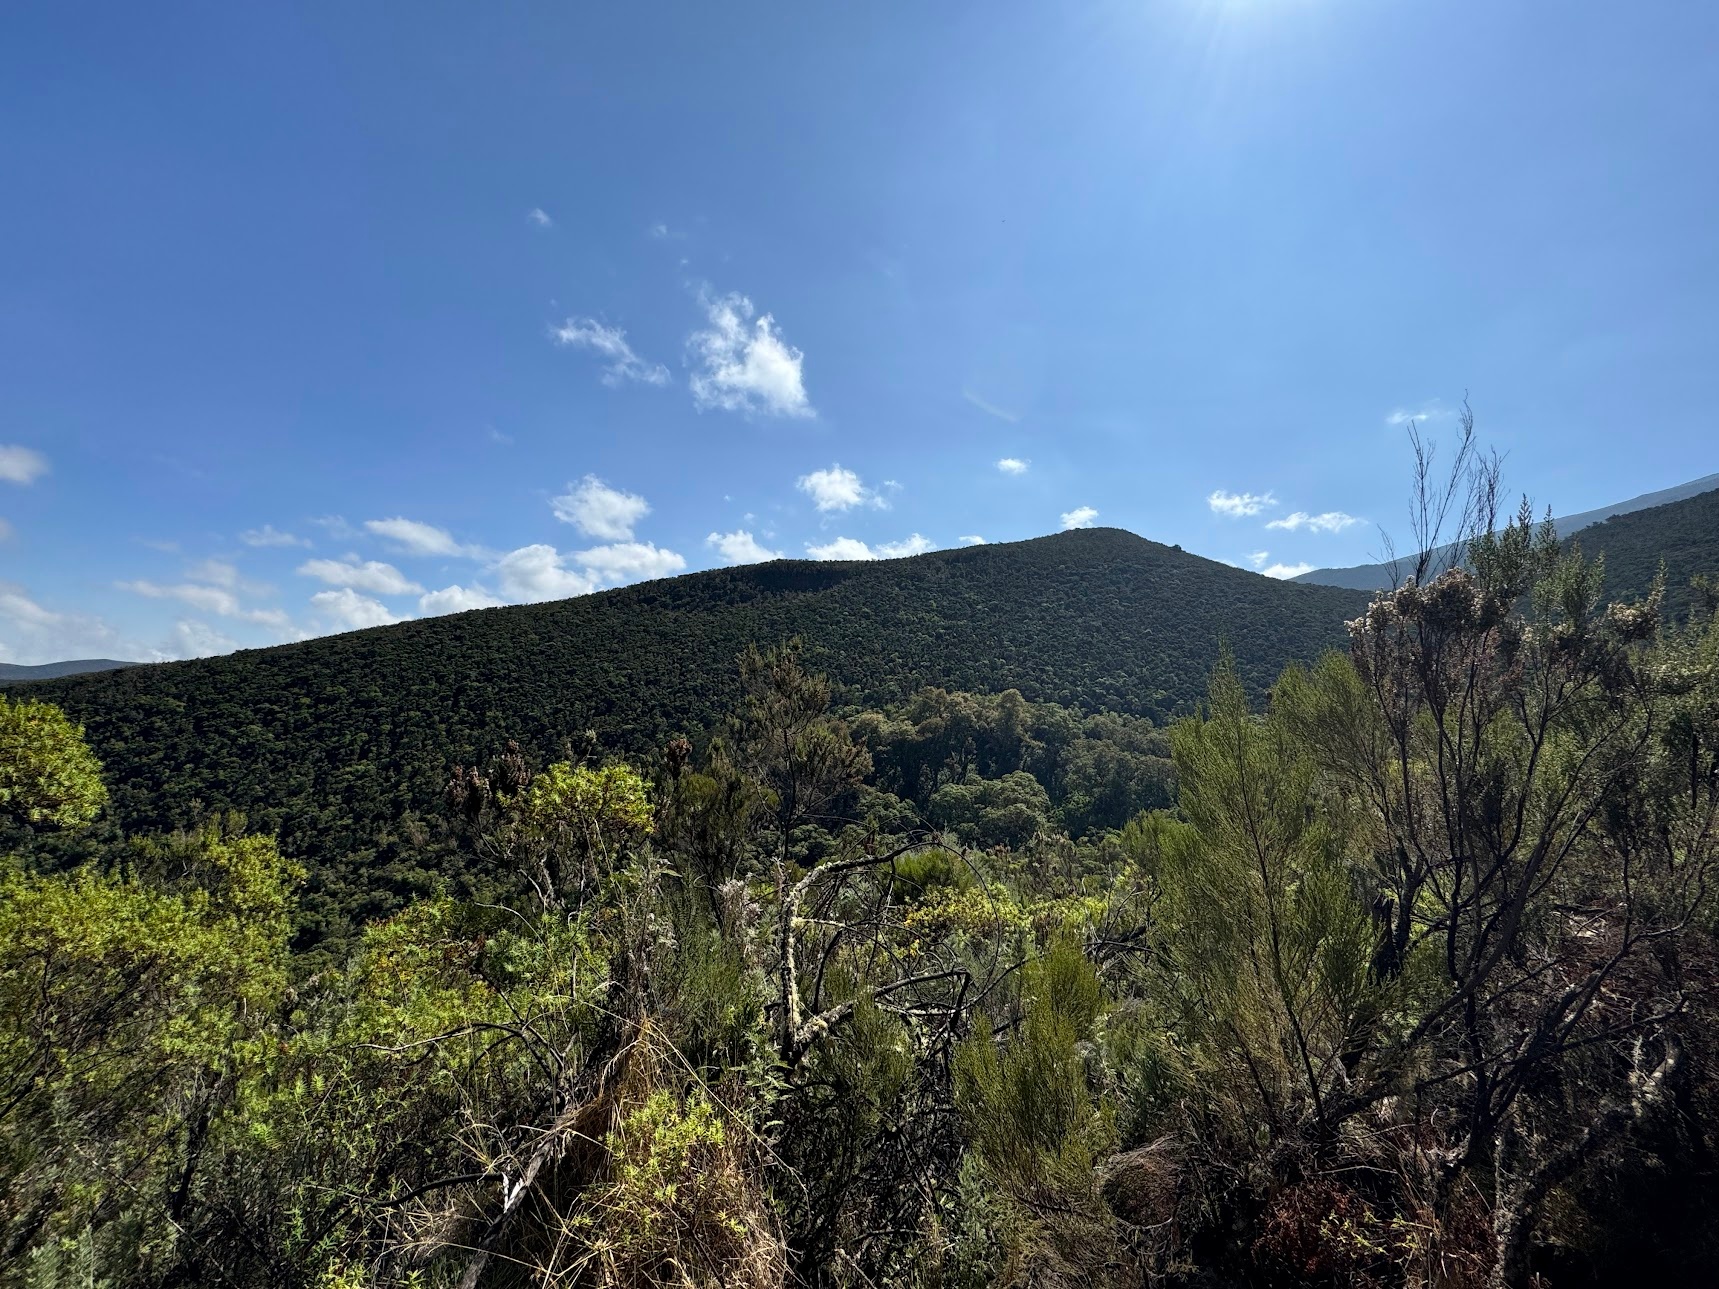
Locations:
3;1;1716;664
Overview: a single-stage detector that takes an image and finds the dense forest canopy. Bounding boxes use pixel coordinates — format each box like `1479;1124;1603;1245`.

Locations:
8;530;1364;944
4;466;1719;1288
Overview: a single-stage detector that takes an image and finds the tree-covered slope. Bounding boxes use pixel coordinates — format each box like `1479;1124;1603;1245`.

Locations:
23;531;1367;881
1563;485;1719;624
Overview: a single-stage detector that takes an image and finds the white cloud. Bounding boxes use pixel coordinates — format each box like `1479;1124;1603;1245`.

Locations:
364;517;471;558
118;579;288;627
0;586;128;665
311;588;405;631
1385;401;1452;426
241;524;309;548
121;584;232;622
168;620;241;658
876;533;934;558
960;535;987;545
550;318;669;387
132;581;239;615
1208;489;1277;518
1248;550;1271;570
1260;562;1314;579
184;559;238;590
1060;506;1099;530
575;541;686;582
689;292;812;418
0;588;60;632
492;545;599;603
996;457;1030;476
418;584;505;616
552;475;650;540
311;515;359;540
0;445;49;485
1265;510;1361;533
796;464;883;513
964;391;1020;423
707;529;782;564
528;207;553;228
298;557;424;596
806;537;877;561
489;538;688;603
806;533;934;561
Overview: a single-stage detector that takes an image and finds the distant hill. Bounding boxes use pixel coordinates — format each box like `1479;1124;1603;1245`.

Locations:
0;658;137;684
1293;473;1719;593
18;530;1370;936
1560;486;1719;624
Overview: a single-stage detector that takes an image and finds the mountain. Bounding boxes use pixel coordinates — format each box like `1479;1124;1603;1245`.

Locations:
1293;473;1719;593
1558;485;1719;624
0;658;137;683
16;530;1370;934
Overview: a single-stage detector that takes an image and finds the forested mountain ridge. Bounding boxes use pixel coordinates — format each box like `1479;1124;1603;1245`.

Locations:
18;529;1366;928
1559;484;1719;623
1293;478;1719;594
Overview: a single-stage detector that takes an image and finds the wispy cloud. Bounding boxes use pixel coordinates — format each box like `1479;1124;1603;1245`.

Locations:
168;620;241;658
1060;506;1099;530
1385;400;1452;426
964;390;1020;423
0;445;49;486
182;558;264;593
298;557;424;596
118;579;288;628
0;586;127;666
550;318;670;387
959;535;987;545
363;517;475;558
689;291;812;418
796;464;885;513
1265;511;1361;533
1208;489;1277;518
996;457;1030;476
706;529;782;564
527;207;553;228
240;524;309;548
311;515;359;540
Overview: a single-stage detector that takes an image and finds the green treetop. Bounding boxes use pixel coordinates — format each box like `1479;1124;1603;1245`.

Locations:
0;693;107;829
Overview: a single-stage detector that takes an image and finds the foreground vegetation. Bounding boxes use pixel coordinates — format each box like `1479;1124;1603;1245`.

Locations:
4;471;1719;1286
